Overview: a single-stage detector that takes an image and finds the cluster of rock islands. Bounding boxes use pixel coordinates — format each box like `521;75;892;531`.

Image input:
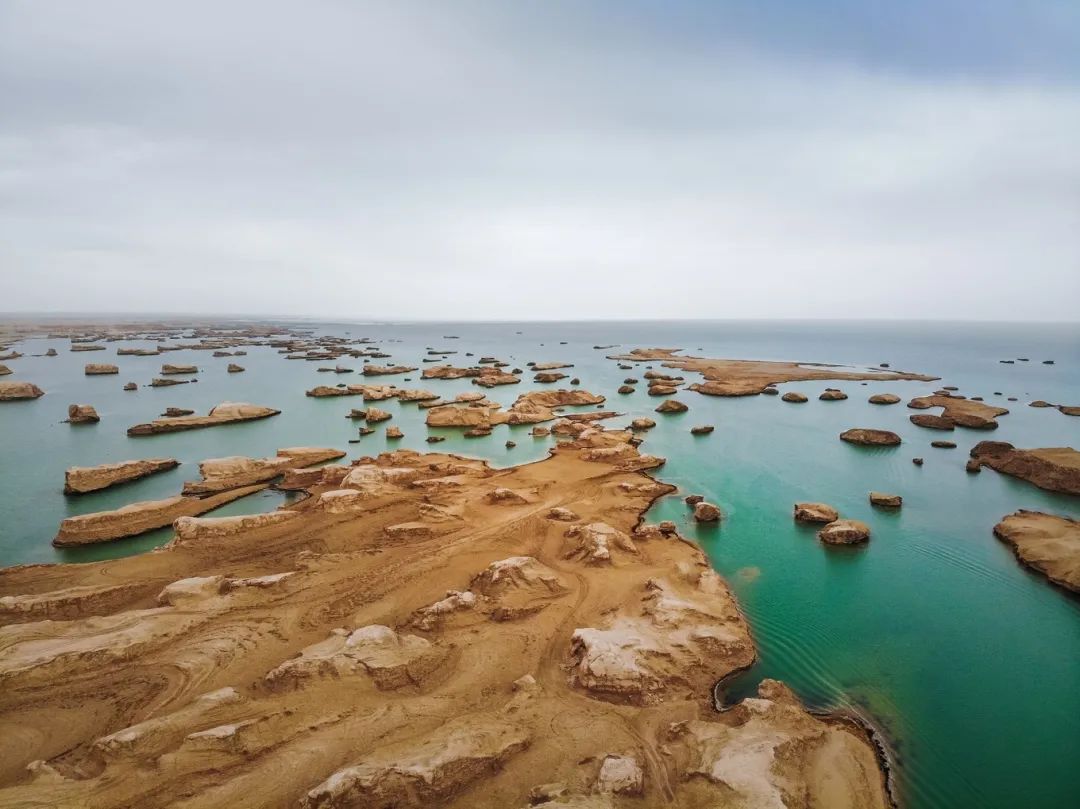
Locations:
0;321;1077;807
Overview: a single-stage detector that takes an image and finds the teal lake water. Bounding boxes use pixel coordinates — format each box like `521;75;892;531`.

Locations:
1;319;1078;808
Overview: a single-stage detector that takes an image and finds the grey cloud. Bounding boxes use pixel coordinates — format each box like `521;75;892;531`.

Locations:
1;1;1078;320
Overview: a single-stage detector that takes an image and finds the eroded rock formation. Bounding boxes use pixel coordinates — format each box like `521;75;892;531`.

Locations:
127;403;280;436
0;430;889;808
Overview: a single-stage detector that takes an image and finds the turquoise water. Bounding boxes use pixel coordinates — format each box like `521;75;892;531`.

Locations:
1;319;1078;807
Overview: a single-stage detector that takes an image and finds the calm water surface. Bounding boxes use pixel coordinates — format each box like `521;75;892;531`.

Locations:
1;319;1078;808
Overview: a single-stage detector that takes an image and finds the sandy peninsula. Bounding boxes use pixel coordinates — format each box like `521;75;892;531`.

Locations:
0;428;889;808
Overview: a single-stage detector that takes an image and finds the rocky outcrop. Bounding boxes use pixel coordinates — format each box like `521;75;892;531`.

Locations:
569;572;754;704
564;522;638;564
299;715;529;808
425;389;606;429
362;364;417;376
53;485;267;545
266;624;443;691
690;425;714;435
969;442;1080;496
127;402;280;436
840;428;901;446
910;413;955;430
395;388;439;402
472;370;521;387
781;391;807;403
365;407;392;423
907;395;1007;429
532;361;574;370
993;510;1080;593
182;448;345;495
819;388;848;400
64;404;100;424
0;364;10;375
64;458;180;494
227;363;244;373
306;385;360;397
161;407;194;417
630;418;655;431
84;363;119;375
426;404;503;428
173;512;300;543
160;364;198;375
655;399;688;414
0;381;44;400
421;365;485;380
819;519;871;545
693;502;722;522
664;679;888;809
794;502;838;523
870;492;902;508
868;393;900;404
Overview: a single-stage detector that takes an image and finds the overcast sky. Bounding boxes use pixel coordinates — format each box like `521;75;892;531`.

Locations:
2;1;1078;321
